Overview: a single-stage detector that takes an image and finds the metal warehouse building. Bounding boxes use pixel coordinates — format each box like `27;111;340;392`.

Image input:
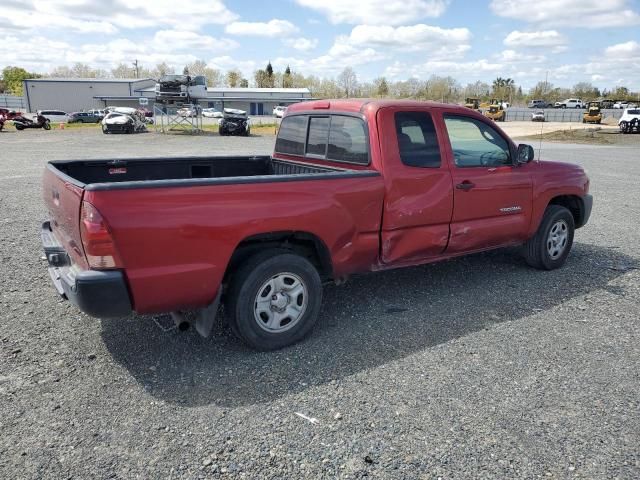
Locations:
22;78;156;113
22;78;312;114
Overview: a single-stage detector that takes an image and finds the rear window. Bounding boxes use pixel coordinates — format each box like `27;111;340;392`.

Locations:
628;109;640;114
306;117;329;157
276;114;369;165
327;116;368;164
275;116;307;156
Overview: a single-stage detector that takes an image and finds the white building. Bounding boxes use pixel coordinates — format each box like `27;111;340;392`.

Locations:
23;78;312;114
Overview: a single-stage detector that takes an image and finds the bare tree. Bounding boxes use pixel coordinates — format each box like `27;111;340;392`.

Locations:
337;67;357;97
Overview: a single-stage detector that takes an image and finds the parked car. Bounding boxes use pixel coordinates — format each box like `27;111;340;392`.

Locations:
273;106;287;118
101;107;146;134
37;109;69;122
531;110;545;122
68;112;103;123
87;109;106;117
556;99;584;109
177;106;200;117
528;100;551;109
41;99;592;350
202;108;223;118
219;108;250;136
618;108;640;134
613;101;628;109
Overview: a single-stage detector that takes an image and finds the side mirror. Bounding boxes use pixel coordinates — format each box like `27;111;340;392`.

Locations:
517;144;535;164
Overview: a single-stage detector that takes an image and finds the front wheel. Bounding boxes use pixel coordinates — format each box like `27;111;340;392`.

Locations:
43;121;51;130
227;250;323;350
523;205;575;270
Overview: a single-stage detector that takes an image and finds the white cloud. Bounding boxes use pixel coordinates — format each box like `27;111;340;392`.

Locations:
605;40;640;58
207;56;258;78
344;24;471;57
0;0;238;34
498;49;546;63
283;37;319;52
504;30;567;48
384;59;503;80
225;19;299;37
295;0;449;25
491;0;640;28
152;30;238;52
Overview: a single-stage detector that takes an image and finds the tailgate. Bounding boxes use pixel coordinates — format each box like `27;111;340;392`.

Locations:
42;165;88;270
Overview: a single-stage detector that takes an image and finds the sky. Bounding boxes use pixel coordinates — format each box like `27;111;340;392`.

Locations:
1;0;639;90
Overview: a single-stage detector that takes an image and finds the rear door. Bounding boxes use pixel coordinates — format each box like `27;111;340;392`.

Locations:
377;107;454;265
441;114;532;253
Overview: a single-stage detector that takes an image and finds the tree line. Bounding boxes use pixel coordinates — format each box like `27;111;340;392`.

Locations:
1;62;638;104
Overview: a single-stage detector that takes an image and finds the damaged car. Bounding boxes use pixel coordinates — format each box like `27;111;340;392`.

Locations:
101;107;147;134
219;108;250;136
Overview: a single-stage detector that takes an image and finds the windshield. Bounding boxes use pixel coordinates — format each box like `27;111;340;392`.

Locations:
159;75;188;83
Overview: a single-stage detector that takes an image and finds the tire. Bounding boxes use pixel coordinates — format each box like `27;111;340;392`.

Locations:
15;124;24;131
619;121;627;133
43;121;51;130
226;250;323;350
523;205;575;270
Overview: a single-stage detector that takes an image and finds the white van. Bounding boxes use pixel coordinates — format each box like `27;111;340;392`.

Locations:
37;110;69;123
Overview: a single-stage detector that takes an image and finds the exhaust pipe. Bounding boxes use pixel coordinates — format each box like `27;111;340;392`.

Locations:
170;312;191;332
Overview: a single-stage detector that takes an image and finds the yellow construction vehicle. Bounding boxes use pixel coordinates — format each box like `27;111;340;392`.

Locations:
465;98;480;110
583;101;602;124
484;103;505;122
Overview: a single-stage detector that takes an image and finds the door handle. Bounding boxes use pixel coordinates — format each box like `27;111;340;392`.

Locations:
456;181;475;191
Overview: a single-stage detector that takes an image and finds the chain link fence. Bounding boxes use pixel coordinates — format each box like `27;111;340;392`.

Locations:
0;95;26;110
504;108;624;122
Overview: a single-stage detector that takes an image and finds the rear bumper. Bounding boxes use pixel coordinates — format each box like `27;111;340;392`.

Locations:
42;222;132;318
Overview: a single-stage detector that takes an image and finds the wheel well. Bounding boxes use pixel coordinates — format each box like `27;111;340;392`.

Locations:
549;195;585;227
225;232;333;284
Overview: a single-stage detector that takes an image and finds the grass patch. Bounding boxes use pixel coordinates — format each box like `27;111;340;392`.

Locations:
518;128;616;145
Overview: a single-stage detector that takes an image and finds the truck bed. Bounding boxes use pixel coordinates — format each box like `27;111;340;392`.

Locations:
49;156;360;190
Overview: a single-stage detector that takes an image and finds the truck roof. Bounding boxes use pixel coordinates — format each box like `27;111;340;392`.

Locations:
286;99;471;115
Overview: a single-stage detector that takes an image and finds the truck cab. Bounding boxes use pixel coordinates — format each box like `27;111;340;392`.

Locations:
155;74;208;104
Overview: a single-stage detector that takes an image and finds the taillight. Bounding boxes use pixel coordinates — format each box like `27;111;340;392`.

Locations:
80;201;122;269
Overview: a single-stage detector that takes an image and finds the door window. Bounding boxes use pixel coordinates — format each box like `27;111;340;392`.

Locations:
394;112;441;168
443;116;511;167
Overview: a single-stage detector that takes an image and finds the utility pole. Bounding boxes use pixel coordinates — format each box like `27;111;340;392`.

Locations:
132;59;139;78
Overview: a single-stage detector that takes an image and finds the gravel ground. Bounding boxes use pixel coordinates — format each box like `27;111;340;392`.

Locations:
1;129;639;479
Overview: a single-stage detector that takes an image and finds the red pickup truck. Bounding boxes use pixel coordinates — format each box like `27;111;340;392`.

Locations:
42;99;592;350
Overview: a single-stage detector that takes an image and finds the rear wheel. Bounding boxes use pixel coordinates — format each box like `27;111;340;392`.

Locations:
15;123;24;131
227;250;323;350
524;205;575;270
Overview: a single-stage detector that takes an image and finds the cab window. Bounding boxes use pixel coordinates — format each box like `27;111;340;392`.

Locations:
443;116;511;167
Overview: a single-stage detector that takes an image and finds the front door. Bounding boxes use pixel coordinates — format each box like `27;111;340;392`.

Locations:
378;107;454;265
442;114;532;253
